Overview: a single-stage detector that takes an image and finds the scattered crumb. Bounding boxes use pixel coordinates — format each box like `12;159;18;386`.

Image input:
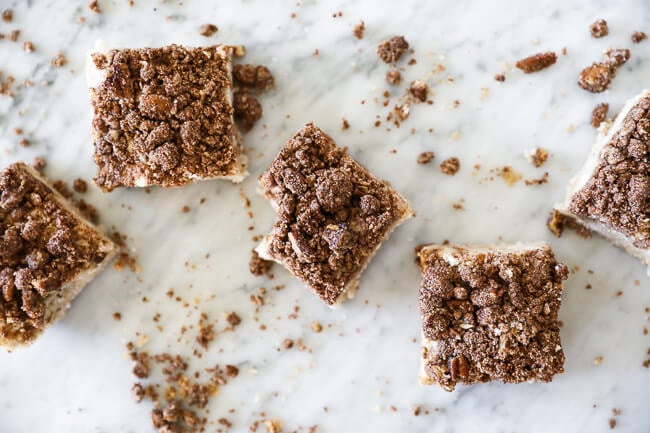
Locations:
590;19;609;38
413;405;421;416
591;102;609;128
609;419;616;429
113;312;122;321
440;157;460;176
377;36;409;64
524;172;549;186
282;338;294;349
409;80;428;103
311;322;323;333
498;166;522;186
32;157;46;172
249;249;274;277
51;52;68;68
385;69;402;85
631;31;647;43
353;20;365;40
88;0;101;13
547;209;592;239
515;52;557;73
264;419;282;433
73;178;88;193
181;205;190;213
8;29;19;42
22;41;35;53
594;356;603;366
226;312;242;328
578;63;615;93
604;48;631;67
494;73;505;82
19;138;29;147
527;147;549;167
417;151;435;165
341;118;350;130
2;9;13;22
199;23;218;37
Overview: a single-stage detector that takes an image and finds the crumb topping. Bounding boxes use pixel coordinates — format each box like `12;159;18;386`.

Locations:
90;45;241;190
568;94;650;248
353;20;365;40
632;31;647;43
199;23;218;37
440;157;460;175
0;163;113;345
417;245;568;391
259;123;411;305
417;151;435;165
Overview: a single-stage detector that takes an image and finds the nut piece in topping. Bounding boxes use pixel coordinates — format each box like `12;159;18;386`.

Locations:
377;36;409;64
385;69;402;85
409;80;428;103
232;64;274;92
199;23;218;37
632;31;648;43
590;19;609;38
255;123;414;306
0;163;116;349
591;103;609;128
88;44;247;190
515;52;557;73
440;157;460;175
553;89;650;269
417;151;435;165
417;242;568;390
353;20;365;40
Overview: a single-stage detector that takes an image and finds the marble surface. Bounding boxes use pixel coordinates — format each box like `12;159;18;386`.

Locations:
1;0;649;432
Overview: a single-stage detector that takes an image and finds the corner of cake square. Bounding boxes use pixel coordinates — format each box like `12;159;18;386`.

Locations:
416;242;567;390
0;163;117;349
552;89;650;272
255;122;414;307
87;42;247;191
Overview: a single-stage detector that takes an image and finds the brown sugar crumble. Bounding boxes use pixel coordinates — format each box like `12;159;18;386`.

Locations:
494;73;505;82
232;64;274;92
546;209;592;239
89;45;246;190
579;49;629;93
632;31;647;43
417;151;435;165
440;157;460;175
88;1;101;13
591;103;609;128
377;36;410;64
72;178;88;194
417;243;568;391
515;52;557;73
51;52;68;68
226;311;241;328
199;23;218;37
524;172;549;186
590;19;609;38
353;20;365;40
249;249;274;277
255;123;413;306
527;147;549;168
0;163;116;348
409;81;428;103
2;9;13;22
385;69;402;85
341;118;350;131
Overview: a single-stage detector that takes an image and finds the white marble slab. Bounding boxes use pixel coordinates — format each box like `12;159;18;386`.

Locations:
0;0;649;432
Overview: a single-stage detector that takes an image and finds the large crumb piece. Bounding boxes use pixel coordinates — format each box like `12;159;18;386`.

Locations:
591;103;609;128
232;64;274;92
604;48;631;67
417;242;568;391
385;69;402;85
578;63;616;93
515;52;557;73
553;89;650;270
88;44;247;191
2;9;12;22
440;157;460;175
417;151;435;165
377;36;409;64
0;163;116;349
256;123;413;306
590;19;609;38
527;147;549;168
199;23;218;37
353;20;365;40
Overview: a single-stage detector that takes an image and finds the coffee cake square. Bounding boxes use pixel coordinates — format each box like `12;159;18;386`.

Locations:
416;243;567;391
87;43;247;191
0;163;116;349
553;89;650;271
256;123;414;306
